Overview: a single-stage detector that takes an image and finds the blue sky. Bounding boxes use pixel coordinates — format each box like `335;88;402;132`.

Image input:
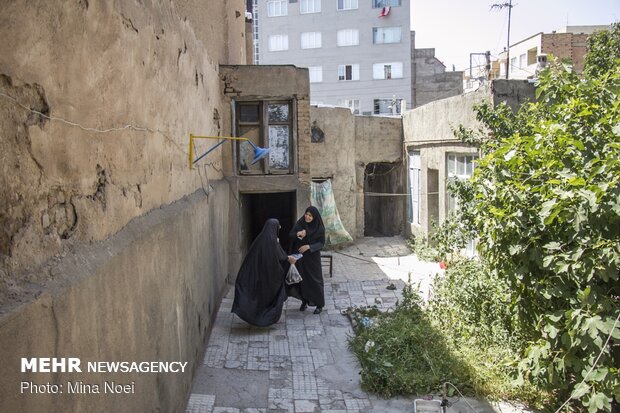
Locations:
410;0;620;71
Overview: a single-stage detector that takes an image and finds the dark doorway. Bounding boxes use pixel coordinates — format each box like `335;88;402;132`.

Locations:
240;192;296;255
364;162;406;236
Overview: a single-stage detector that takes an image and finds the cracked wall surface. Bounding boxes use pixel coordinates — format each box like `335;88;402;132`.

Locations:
0;1;245;411
309;107;404;239
0;0;246;303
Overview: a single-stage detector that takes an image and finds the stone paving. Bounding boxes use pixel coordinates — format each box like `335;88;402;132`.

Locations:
185;237;524;413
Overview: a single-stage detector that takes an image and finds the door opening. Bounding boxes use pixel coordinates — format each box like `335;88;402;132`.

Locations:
364;162;405;236
240;192;296;255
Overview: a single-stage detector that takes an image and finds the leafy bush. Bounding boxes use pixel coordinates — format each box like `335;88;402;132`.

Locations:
407;213;473;264
347;283;475;397
406;234;440;262
453;24;620;411
427;260;549;407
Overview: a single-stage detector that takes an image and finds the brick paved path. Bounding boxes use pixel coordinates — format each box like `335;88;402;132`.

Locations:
185;237;525;413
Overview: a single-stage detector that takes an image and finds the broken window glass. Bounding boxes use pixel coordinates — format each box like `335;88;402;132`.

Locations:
268;125;290;170
268;104;289;122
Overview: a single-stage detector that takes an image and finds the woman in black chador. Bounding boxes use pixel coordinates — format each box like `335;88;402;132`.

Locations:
232;218;296;327
287;206;326;314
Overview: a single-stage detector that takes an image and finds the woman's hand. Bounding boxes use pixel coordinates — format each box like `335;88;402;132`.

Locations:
297;229;306;239
287;256;297;264
298;245;310;254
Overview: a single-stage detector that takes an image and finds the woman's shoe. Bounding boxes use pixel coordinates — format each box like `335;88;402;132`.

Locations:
313;307;322;314
300;302;308;311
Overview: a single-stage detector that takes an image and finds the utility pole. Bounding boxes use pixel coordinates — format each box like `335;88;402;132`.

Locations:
491;0;514;79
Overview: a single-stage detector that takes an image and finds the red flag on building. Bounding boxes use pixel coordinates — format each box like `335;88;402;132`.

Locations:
379;6;391;17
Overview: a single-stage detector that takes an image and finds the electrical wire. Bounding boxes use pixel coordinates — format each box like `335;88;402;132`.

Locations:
553;313;620;413
444;382;478;413
0;91;189;156
1;90;454;198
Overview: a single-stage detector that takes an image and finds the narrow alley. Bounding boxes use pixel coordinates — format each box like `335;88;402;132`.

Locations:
185;237;516;413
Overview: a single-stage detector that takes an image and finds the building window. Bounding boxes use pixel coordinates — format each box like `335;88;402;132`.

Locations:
236;101;293;174
339;99;360;114
301;32;322;49
268;35;289;51
373;98;402;115
337;29;359;46
510;56;517;71
447;154;478;256
338;64;359;81
408;151;421;224
372;62;403;79
527;47;538;65
372;0;401;7
447;154;476;211
519;53;526;68
372;27;402;44
337;0;358;10
300;0;321;14
267;0;287;17
309;66;323;83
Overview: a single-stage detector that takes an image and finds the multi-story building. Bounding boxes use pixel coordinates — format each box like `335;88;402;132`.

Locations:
253;0;412;115
497;25;609;80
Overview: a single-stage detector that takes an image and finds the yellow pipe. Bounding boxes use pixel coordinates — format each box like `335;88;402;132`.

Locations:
188;134;250;169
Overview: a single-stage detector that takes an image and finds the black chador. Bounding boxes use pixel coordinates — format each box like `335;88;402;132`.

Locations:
287;206;326;311
232;219;289;327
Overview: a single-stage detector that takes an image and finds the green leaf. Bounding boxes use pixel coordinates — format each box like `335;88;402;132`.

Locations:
504;149;517;161
588;367;608;382
540;199;557;217
588;392;611;412
542;255;555;268
544;241;562;250
572;382;590;399
569;176;586;186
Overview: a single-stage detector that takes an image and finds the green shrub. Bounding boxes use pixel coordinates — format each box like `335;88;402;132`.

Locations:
347;283;474;397
452;24;620;411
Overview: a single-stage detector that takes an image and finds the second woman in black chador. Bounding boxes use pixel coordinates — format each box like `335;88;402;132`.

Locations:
287;206;326;314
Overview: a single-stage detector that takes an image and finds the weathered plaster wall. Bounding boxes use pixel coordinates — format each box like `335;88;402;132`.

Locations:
403;88;489;235
218;65;312;275
0;2;245;411
354;116;404;238
491;79;538;113
404;87;491;144
0;189;230;413
309;106;357;238
402;80;535;236
0;0;245;286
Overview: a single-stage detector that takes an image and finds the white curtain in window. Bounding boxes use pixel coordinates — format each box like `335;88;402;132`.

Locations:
338;0;358;10
267;0;287;16
338;64;359;81
309;66;323;83
300;0;321;13
269;35;288;51
301;32;322;49
337;29;359;46
372;62;403;79
409;152;421;224
373;27;401;44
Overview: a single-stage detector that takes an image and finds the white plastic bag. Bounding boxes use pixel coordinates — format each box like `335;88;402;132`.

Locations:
285;264;303;285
